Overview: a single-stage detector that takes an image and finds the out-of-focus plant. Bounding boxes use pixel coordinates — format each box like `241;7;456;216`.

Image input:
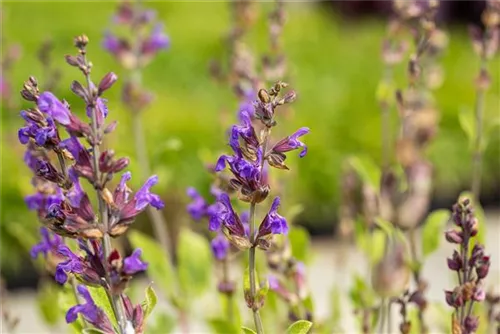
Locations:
345;1;454;332
1;42;21;110
17;35;165;333
444;198;491;334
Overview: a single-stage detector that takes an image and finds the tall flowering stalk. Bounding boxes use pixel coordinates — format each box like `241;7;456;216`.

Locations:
445;198;490;334
468;0;500;200
103;0;171;256
211;82;307;333
18;35;163;333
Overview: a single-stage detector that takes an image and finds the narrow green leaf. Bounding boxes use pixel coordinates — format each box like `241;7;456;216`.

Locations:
177;228;212;298
87;285;118;328
242;326;257;334
141;285;157;319
37;280;60;325
128;230;174;293
289;225;311;262
349;155;381;192
459;108;475;149
374;218;394;237
286;320;313;334
421;209;450;257
208;318;238;334
368;230;386;264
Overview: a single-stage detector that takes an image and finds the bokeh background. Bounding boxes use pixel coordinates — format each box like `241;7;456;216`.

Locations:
1;1;499;289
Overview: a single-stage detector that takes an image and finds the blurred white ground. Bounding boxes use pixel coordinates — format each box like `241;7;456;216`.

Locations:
3;211;499;334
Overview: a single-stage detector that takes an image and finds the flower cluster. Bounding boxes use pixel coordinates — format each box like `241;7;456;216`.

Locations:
103;2;169;70
19;35;162;333
445;198;490;334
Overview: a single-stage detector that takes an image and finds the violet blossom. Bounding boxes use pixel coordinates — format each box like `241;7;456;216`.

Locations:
123;249;148;275
30;227;64;259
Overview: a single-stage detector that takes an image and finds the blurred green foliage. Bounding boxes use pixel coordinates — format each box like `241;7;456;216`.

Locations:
1;2;499;272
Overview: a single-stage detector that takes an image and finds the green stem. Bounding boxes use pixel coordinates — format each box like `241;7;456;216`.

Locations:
249;202;264;334
378;298;386;334
221;258;234;322
471;68;486;201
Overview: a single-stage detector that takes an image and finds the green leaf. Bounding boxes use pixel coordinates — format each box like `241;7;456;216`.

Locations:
242;326;257;334
87;285;118;329
208;318;238;334
349;273;376;309
178;228;212;298
141;285;157;319
128;230;175;293
348;155;381;192
148;312;176;334
286;320;313;334
459;108;475;149
374;218;394;237
37;280;60;325
368;230;386;264
421;209;450;257
289;225;311;262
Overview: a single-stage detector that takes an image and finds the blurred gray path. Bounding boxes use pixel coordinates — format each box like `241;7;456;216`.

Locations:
3;211;499;333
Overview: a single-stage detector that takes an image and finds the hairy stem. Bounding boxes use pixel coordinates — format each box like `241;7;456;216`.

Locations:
249;202;264;334
471;64;487;201
378;299;386;334
83;55;127;334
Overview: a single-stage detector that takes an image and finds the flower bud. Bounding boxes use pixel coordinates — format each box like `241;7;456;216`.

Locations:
70;80;88;100
473;286;486;301
65;55;80;67
445;230;463;244
258;89;271;103
104;120;118;134
447;250;463;271
445;288;464;308
464;315;479;333
98;72;118;95
74;34;89;48
476;261;490;279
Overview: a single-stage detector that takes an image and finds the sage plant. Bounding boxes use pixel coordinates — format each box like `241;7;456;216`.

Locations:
19;36;163;333
445;198;490;334
103;1;171;255
209;82;307;333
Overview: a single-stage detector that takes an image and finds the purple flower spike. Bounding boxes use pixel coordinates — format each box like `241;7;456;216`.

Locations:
55;244;84;284
67;169;84;208
30;227;63;259
37;92;71;125
211;234;229;260
66;285;114;333
123;249;148;275
135;175;164;211
186;187;208;221
257;197;288;238
273;127;310;158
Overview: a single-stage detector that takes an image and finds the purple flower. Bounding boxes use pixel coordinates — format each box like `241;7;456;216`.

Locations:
18;114;58;147
186;187;208;221
114;174;164;227
37;92;71;125
60;137;94;180
216;152;261;187
67;169;84;208
209;194;245;237
66;285;114;332
123;249;148;275
257;197;288;238
86;97;108;126
102;31;122;55
142;24;170;54
272;127;310;158
30;227;63;259
237;90;256;121
25;187;64;212
134;175;164;210
211;234;230;260
55;244;84;284
230;111;259;152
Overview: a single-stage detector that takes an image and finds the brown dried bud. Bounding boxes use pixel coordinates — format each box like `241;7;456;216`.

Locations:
108;224;129;238
20;89;37;102
462;282;475;301
252;184;270;204
267;151;288;170
258;89;271;103
74;35;89;49
101;188;114;206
